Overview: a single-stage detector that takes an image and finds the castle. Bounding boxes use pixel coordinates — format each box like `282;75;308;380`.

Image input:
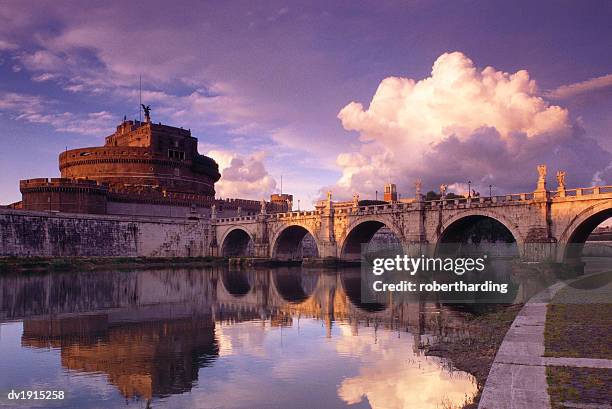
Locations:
15;115;292;218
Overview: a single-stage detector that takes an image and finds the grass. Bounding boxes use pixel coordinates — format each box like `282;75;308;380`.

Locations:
545;271;612;360
545;303;612;359
547;366;612;409
545;271;612;408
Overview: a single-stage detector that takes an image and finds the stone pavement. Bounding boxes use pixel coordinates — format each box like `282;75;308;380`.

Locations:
478;279;612;409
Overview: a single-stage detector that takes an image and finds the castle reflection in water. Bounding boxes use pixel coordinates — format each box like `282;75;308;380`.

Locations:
0;267;489;408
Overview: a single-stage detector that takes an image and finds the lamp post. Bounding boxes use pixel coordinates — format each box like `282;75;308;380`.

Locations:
468;181;472;198
298;199;300;212
489;184;493;198
375;190;378;201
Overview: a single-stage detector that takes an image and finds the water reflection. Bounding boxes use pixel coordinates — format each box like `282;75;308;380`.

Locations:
0;267;478;409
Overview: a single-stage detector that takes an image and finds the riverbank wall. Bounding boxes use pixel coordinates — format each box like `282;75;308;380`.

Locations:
0;208;211;258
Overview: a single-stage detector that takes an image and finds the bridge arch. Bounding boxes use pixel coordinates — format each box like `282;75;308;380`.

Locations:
271;224;320;260
558;200;612;262
271;270;319;303
435;210;522;257
338;272;388;313
220;226;254;257
340;216;404;261
220;270;253;297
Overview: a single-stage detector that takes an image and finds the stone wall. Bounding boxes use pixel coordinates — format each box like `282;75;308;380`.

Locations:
106;201;210;218
20;178;109;214
0;209;211;258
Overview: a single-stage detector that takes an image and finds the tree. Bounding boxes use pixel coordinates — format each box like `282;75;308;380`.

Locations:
425;190;441;201
425;190;464;200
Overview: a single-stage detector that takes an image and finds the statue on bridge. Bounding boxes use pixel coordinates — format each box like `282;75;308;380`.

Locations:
326;191;333;210
415;179;422;198
353;192;359;208
537;164;547;191
440;184;447;198
556;170;566;190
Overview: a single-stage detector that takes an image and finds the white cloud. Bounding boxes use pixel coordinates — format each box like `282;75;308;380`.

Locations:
18;49;66;72
0;91;45;112
327;51;611;198
162;87;261;134
32;72;57;82
0;39;18;50
547;73;612;100
0;91;115;136
207;149;276;199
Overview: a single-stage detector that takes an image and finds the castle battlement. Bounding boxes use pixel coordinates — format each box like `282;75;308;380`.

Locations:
20;178;108;189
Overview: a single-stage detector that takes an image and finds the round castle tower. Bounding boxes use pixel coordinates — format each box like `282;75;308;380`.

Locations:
59;120;220;196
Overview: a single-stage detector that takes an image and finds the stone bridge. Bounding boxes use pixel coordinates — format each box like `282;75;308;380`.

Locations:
212;173;612;264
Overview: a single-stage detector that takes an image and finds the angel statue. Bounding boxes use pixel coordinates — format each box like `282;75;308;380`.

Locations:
556;170;566;190
537;164;547;183
141;104;151;122
415;179;422;196
440;184;447;198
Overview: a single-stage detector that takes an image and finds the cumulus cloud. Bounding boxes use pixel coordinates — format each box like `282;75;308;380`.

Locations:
207;149;276;199
328;52;611;198
547;73;612;100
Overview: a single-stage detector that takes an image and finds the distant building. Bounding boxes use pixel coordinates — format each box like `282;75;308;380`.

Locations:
270;193;293;211
18;118;290;217
383;183;397;202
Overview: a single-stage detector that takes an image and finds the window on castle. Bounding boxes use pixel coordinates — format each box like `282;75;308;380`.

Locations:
168;149;185;160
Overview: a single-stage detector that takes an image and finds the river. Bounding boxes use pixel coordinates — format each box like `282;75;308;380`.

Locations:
0;266;481;409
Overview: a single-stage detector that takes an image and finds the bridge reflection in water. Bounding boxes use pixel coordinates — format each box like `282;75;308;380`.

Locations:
0;266;544;409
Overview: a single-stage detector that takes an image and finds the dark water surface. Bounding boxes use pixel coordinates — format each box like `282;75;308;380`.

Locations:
0;267;480;409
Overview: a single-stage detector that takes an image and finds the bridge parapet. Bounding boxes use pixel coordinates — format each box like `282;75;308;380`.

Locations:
216;215;258;224
214;210;324;226
424;194;535;210
550;185;612;199
269;210;322;219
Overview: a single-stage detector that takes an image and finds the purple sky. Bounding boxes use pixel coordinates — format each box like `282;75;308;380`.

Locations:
0;0;611;208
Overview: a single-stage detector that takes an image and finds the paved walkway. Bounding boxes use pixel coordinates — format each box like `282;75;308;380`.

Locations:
478;277;612;409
